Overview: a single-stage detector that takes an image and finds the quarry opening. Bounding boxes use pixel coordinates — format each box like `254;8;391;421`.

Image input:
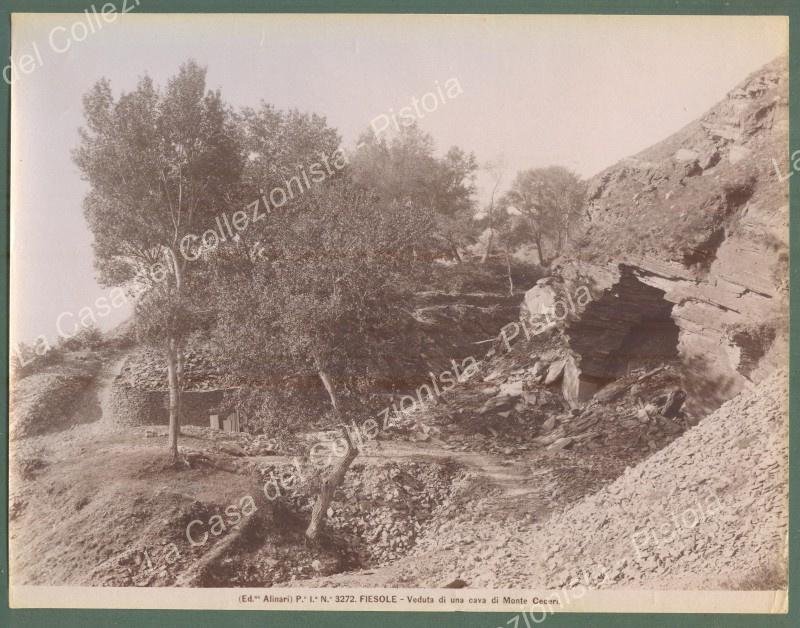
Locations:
565;267;680;385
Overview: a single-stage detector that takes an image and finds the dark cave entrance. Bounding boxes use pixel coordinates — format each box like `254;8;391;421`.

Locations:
565;268;681;381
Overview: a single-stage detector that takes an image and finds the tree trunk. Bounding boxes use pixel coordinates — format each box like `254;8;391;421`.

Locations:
481;229;494;264
524;217;549;268
534;234;548;268
176;345;184;436
451;243;463;264
504;250;514;296
165;246;185;454
482;169;502;265
318;368;338;411
305;425;358;542
166;337;181;461
307;367;359;542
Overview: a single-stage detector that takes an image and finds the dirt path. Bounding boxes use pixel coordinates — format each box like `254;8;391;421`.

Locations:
249;436;543;501
13;350;132;457
55;350;131;439
359;439;540;498
95;353;130;425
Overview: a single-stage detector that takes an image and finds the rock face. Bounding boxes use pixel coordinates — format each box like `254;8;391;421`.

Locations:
521;277;559;322
402;289;523;383
539;57;788;413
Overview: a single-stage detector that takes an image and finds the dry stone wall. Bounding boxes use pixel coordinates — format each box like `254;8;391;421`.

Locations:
107;379;166;427
108;347;230;427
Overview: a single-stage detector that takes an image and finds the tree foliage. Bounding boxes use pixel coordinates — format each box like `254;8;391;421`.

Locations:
74;60;244;458
500;166;586;266
74;61;242;288
349;124;478;261
211;181;434;420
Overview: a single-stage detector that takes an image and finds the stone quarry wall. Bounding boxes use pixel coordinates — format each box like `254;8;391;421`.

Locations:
536;57;789;416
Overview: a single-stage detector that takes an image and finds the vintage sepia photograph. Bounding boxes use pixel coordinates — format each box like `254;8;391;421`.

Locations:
7;11;790;615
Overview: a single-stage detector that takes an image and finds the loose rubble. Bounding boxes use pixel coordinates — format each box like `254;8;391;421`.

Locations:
491;370;788;589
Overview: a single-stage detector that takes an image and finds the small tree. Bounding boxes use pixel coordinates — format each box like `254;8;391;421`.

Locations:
480;157;506;263
74;61;242;460
59;322;104;351
501;166;585;267
495;213;532;296
212;181;433;541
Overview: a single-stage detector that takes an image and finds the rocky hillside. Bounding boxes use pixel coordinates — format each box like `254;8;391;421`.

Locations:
9;351;103;440
290;369;787;593
284;58;789;593
550;56;788;414
9;59;788;596
115;260;537;429
494;369;788;591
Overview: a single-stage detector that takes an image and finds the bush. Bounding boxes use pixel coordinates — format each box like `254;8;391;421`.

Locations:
11;343;64;380
422;258;544;295
59;324;105;352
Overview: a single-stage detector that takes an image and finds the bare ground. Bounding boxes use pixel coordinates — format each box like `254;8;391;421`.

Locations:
8;346;788;592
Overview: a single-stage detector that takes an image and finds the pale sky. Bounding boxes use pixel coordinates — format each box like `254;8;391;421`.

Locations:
9;13;789;346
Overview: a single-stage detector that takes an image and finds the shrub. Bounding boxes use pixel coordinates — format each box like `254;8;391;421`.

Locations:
60;324;105;352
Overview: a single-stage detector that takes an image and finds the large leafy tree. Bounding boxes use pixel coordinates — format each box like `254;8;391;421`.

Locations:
500;166;586;267
349;125;435;206
431;146;479;262
349;124;478;262
73;60;243;460
211;180;433;540
240;104;341;202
